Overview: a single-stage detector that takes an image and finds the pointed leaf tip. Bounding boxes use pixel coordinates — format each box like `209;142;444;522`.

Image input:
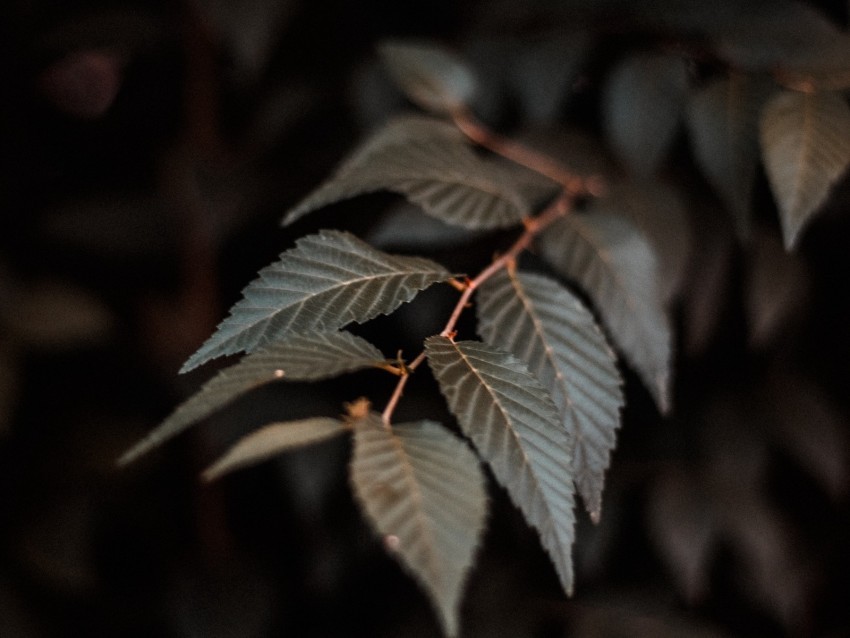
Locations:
477;269;624;518
120;330;384;465
350;413;488;636
181;230;451;372
425;336;576;595
759;90;850;250
203;417;348;482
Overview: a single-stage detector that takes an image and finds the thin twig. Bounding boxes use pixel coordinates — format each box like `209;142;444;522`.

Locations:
450;107;601;196
380;192;572;426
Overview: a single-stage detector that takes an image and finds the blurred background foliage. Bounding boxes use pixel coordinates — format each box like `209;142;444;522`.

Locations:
1;0;850;635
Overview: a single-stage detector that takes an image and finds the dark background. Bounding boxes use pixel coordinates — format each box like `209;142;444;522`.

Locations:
2;1;850;636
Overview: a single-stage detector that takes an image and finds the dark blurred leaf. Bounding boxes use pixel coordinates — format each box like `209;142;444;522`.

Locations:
592;180;693;304
744;227;810;349
721;493;811;631
196;0;296;80
3;280;115;350
603;53;690;177
506;32;592;123
759;90;850;250
686;74;773;238
539;213;673;413
680;205;736;356
761;368;850;501
647;470;717;603
38;49;124;119
379;40;477;115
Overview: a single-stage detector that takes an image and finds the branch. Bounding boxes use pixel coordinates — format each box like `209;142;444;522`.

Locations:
381;191;573;425
450;107;604;197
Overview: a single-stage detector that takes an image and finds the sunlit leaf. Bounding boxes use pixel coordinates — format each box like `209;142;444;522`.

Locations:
538;212;672;413
477;269;623;520
378;40;477;114
686;74;772;237
350;413;487;637
202;418;348;482
283;116;556;230
181;230;451;372
424;336;576;595
602;53;689;177
120;330;384;465
759;90;850;250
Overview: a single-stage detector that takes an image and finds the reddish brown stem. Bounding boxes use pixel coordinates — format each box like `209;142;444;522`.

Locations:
450;107;600;196
380;192;572;425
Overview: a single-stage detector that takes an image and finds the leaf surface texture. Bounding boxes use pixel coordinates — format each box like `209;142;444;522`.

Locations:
477;269;623;519
121;330;384;465
182;230;450;372
350;413;487;637
538;213;672;412
759;90;850;249
283;116;555;230
424;336;576;595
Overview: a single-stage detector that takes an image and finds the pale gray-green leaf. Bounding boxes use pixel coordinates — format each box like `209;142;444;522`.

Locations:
203;418;348;482
283;116;554;230
379;40;476;114
182;230;451;372
686;74;772;238
424;336;576;595
538;212;672;413
120;330;384;465
350;413;487;637
759;90;850;250
603;53;689;177
477;269;623;520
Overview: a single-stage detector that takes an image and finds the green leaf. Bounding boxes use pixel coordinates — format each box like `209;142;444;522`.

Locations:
181;230;451;372
602;53;689;177
759;90;850;250
202;418;348;482
378;40;476;114
477;269;623;521
538;212;672;413
282;116;555;230
350;413;487;637
686;74;772;238
119;330;384;465
424;336;576;595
